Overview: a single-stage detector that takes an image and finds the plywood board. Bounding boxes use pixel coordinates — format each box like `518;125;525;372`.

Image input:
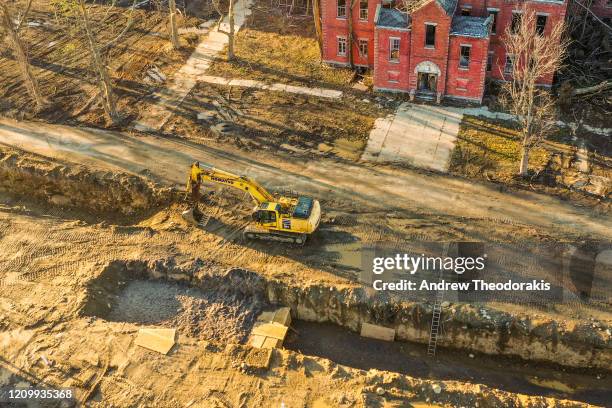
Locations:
360;323;395;342
135;328;176;354
251;322;288;341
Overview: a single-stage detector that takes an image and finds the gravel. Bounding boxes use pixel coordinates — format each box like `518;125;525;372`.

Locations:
107;280;263;344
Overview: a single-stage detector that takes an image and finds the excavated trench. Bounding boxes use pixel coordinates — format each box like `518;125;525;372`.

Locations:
0;147;178;222
80;261;611;405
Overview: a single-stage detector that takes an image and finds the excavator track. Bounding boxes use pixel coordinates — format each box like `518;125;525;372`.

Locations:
243;230;307;245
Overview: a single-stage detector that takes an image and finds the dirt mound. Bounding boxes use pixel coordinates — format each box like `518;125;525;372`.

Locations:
0;147;177;217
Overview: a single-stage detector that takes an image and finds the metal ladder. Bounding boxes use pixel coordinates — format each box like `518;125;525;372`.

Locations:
427;243;450;356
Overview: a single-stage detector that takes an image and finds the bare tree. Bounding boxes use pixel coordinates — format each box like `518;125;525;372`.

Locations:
346;0;355;67
1;1;45;110
312;0;323;53
52;0;137;124
213;0;236;60
168;0;180;49
399;0;428;14
500;8;569;176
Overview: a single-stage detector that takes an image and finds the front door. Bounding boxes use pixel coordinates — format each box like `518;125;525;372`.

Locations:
417;72;437;93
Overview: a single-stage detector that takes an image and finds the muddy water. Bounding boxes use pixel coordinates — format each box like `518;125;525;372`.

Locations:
285;321;612;406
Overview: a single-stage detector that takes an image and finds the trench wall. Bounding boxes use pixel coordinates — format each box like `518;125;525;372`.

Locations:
0;148;176;216
97;260;611;370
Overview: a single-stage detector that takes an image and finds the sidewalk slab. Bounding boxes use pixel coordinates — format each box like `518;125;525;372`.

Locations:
361;103;462;172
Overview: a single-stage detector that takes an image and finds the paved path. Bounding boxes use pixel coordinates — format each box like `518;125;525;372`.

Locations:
1;118;609;239
134;0;253;132
361;103;462;172
198;75;342;99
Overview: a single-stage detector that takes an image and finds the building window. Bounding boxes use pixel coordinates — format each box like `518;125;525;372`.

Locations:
461;6;472;16
387;71;400;83
359;0;368;20
536;15;547;35
389;37;400;61
487;52;493;71
337;0;346;18
511;12;522;34
504;54;514;74
425;24;436;48
488;10;498;34
459;45;471;68
337;37;347;56
358;39;368;57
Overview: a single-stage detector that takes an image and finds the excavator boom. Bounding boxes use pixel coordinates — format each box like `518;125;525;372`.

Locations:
188;163;275;205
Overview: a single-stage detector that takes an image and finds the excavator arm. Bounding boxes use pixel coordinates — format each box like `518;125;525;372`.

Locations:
187;162;275;205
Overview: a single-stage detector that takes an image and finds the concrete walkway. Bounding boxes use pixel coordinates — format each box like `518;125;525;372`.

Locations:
197;75;342;99
134;0;253;132
361;103;462;172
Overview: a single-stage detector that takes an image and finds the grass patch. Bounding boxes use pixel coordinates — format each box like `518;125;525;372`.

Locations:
207;5;354;89
450;116;550;182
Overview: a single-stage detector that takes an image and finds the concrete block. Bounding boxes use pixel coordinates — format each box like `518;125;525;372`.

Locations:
135;328;176;354
360;323;395;342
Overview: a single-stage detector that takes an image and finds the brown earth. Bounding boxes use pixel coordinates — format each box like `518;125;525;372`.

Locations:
0;133;610;405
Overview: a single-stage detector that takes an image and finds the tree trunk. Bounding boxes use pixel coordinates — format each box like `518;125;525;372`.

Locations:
78;0;119;124
169;0;180;49
347;0;354;68
519;134;530;176
228;0;235;60
1;3;44;110
312;0;323;54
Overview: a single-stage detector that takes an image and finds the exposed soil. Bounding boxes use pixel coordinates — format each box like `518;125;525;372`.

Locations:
0;0;209;126
0;145;610;406
286;321;611;406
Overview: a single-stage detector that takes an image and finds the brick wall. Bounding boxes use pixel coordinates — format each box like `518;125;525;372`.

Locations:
373;27;411;91
446;36;489;101
321;0;378;66
408;1;454;95
468;0;568;86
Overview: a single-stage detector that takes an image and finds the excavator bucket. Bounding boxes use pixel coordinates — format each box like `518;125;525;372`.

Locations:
181;208;210;227
181;208;199;225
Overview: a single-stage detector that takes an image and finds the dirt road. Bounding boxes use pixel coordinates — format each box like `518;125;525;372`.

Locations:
0;117;609;239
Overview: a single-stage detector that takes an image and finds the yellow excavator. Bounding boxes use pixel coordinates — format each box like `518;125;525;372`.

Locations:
183;162;321;244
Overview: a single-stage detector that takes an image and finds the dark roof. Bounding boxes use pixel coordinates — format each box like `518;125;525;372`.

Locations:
375;6;409;29
435;0;457;16
450;15;491;38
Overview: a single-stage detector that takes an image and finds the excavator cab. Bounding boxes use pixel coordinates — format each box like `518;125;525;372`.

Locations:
252;203;281;228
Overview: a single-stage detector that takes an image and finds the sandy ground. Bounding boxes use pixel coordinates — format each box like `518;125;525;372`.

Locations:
0;118;609;240
0;121;610;407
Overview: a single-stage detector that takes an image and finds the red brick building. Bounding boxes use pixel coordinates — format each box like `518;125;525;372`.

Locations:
321;0;569;103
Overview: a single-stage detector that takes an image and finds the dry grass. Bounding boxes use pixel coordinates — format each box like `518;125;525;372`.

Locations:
450;116;550;182
169;82;388;156
207;5;354;90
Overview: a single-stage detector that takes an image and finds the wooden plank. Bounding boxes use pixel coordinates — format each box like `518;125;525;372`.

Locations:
134;328;176;354
251;322;288;341
360;323;395;342
249;334;266;348
261;337;282;349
